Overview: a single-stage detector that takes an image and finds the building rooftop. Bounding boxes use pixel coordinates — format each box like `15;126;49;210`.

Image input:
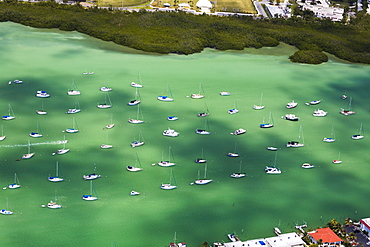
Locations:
309;227;342;243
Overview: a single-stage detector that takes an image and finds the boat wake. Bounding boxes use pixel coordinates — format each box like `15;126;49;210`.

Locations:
0;140;67;148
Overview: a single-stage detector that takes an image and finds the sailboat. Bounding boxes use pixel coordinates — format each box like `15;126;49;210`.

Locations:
131;72;143;88
128;87;141;106
230;128;246;135
36;100;47;115
191;83;205;99
196;118;211;135
265;152;282;174
100;86;112;92
128;105;144;124
323;126;336;142
65;117;79;133
158;85;174;101
333;152;342;164
97;93;112;108
83;165;101;180
228;101;239;114
231;161;246;178
260;112;274;128
48;161;64;182
127;153;143;171
46;195;62;209
2;104;15;120
227;143;239;157
161;168;177;190
8;173;21;189
131;130;145;147
194;164;212;185
22;140;35;159
352;123;364;140
0;198;13;215
29;123;43;138
195;148;207;163
0;125;6;141
82;180;98;201
253;93;265;110
101;132;113;149
104;114;115;129
66;99;81;114
158;147;176;167
55;136;69;155
286;125;304;147
340;97;355;115
67;80;81;95
197;103;210;117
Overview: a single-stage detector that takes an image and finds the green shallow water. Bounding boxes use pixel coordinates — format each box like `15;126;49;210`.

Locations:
1;22;370;246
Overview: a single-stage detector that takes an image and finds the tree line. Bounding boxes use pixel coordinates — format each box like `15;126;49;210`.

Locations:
1;1;370;64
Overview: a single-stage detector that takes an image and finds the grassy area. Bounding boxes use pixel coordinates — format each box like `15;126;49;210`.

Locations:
98;0;257;13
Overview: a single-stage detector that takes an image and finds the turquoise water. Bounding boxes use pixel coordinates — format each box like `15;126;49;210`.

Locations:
1;22;370;246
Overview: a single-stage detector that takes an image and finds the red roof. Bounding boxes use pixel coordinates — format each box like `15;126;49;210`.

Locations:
361;218;370;230
309;227;342;243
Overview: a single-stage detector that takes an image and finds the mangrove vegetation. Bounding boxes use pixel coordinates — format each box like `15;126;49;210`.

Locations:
1;1;370;64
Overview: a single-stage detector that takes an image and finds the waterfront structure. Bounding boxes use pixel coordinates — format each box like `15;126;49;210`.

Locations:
360;218;370;233
214;232;305;247
308;227;343;246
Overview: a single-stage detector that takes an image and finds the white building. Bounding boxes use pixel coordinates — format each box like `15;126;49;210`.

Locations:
196;0;213;13
214;232;306;247
360;218;370;234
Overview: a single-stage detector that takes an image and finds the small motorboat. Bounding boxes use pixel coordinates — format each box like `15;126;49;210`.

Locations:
286;141;304;148
29;132;42;138
101;144;113;149
267;147;278;151
191;94;204;99
126;166;142;172
67;90;81;96
97;103;112;109
47;201;62;209
282;114;299;121
168;116;179;121
305;100;320;105
130;191;140;196
36;110;47;115
100;87;112;92
197;112;209;117
195;129;210;135
333;160;342;164
66;108;81;114
131;82;143;88
131;141;144;147
227;153;239;157
228;108;239;114
230;173;246;178
301;163;314;169
230;128;246;135
157;96;173;101
0;209;13;215
83;173;101;180
286;100;298;109
323;137;335;142
265;166;281;174
220;92;230;96
194;158;206;163
163;128;179;137
36;90;50;98
128;100;140;106
312;109;327;117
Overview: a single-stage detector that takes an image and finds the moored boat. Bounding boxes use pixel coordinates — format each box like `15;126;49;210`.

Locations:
286;100;298;109
313;109;327;117
220;92;230;96
126;166;142;172
100;86;112;92
265;166;281;174
83;173;101;180
301;163;314;169
283;114;299;121
163;128;179;137
36;90;50;98
196;129;210;135
230;128;246;135
47;201;62;209
130;191;140;195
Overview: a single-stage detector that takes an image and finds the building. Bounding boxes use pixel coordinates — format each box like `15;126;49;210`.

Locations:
360;218;370;234
214;232;306;247
308;227;343;246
